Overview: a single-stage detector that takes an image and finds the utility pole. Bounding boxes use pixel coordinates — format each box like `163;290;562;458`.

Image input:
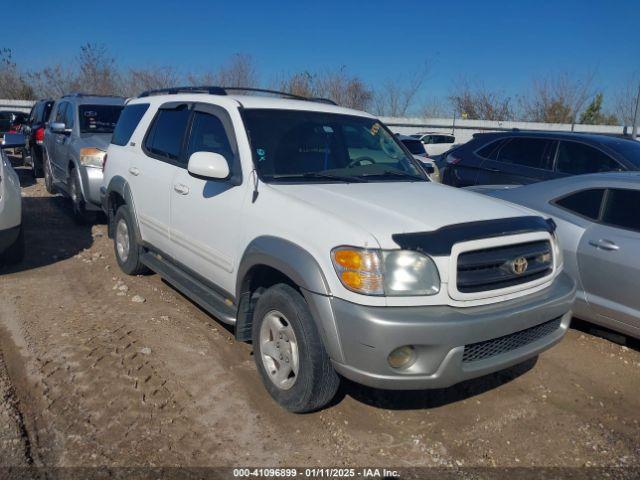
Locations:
633;82;640;140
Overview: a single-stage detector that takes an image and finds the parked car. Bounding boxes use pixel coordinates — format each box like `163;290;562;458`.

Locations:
23;99;54;177
102;86;574;413
411;132;457;157
397;134;440;182
0;133;25;264
43;94;125;223
473;172;640;339
441;131;640;187
0;110;28;136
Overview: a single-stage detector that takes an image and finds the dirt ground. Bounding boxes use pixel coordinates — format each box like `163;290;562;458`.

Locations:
0;160;639;472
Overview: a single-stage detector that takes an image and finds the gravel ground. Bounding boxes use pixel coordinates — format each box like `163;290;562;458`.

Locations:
0;161;639;472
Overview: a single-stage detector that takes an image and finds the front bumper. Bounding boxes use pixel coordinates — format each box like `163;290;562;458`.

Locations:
79;166;104;210
324;272;575;390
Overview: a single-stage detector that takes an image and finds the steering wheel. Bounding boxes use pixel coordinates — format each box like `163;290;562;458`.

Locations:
348;156;377;168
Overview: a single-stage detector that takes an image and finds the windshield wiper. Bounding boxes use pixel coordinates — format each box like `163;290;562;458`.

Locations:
360;170;425;181
272;172;368;183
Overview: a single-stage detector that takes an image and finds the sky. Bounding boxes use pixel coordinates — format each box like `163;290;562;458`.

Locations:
2;0;639;111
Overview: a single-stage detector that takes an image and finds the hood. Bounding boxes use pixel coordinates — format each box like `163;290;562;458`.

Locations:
77;133;111;151
271;181;537;248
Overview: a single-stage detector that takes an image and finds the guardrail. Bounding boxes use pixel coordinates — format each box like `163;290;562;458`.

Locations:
0;99;35;113
381;116;636;144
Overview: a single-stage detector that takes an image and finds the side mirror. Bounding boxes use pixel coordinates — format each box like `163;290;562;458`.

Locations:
1;133;26;149
187;151;230;180
50;122;70;134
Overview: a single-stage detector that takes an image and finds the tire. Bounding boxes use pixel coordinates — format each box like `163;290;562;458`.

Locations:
0;226;25;266
30;148;42;178
113;205;148;275
43;150;55;194
69;170;96;225
252;284;340;413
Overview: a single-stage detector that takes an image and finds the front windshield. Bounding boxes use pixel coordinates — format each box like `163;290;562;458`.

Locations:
242;109;427;183
79;105;123;134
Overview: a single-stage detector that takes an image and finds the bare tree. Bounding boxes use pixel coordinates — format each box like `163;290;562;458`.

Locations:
76;43;121;95
26;63;80;98
520;71;596;124
120;66;181;97
420;98;449;118
0;48;35;99
276;67;373;110
373;63;430;117
189;53;259;88
449;79;513;120
613;73;640;126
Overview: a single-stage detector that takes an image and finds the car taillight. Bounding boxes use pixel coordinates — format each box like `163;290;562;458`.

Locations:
446;154;462;165
102;153;108;172
35;127;45;143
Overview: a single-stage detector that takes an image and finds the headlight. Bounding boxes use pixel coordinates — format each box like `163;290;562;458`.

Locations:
79;147;106;168
331;247;440;296
551;231;564;271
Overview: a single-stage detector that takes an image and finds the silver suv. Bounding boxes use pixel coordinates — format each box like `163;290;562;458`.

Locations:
43;94;124;223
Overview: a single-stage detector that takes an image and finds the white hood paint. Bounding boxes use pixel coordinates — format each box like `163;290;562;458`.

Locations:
271;181;535;248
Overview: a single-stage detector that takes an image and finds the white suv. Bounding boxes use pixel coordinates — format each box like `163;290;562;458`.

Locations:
0;133;25;265
102;87;575;412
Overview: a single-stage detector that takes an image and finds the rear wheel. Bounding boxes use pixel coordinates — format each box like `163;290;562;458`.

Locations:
69;170;96;225
113;205;148;275
252;284;340;413
30;148;42;178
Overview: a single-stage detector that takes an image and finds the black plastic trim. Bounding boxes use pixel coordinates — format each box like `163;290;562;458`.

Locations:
392;216;556;256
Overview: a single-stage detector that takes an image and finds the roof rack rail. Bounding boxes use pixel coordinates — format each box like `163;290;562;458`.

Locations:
137;85;338;105
61;93;123;98
138;86;227;97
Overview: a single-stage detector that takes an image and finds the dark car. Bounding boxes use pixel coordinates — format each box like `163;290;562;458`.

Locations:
23;99;54;177
0;110;28;135
441;131;640;187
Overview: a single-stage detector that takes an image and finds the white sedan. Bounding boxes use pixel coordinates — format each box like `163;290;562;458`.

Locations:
0;133;24;264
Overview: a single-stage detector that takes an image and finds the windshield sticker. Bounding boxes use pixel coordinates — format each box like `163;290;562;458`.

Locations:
322;126;334;133
256;148;266;162
370;123;380;136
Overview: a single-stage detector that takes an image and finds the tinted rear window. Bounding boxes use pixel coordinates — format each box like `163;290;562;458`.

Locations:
556;141;622;175
144;107;191;161
496;138;555;169
602;189;640;232
111;104;149;146
79;105;123;134
554;189;605;220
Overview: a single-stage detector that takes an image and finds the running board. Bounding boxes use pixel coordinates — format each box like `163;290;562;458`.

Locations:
140;251;237;325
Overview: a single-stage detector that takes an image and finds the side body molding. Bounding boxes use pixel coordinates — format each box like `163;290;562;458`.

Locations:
235;236;345;363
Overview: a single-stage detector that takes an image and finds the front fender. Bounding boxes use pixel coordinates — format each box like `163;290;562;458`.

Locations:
105;176;141;242
236;236;345;362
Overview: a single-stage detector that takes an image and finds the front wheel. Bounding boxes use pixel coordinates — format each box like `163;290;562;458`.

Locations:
113;205;149;276
252;284;340;413
43;150;55;194
69;171;96;225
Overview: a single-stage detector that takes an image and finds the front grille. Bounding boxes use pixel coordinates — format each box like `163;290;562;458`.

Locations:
462;317;562;363
457;240;553;293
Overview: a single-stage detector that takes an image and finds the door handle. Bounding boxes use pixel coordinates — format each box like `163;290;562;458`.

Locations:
128;167;140;176
588;239;620;251
173;184;190;195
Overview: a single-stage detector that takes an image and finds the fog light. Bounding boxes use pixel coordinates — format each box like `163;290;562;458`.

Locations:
387;345;416;369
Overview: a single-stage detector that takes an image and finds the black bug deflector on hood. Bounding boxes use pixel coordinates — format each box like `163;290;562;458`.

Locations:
392;216;556;256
